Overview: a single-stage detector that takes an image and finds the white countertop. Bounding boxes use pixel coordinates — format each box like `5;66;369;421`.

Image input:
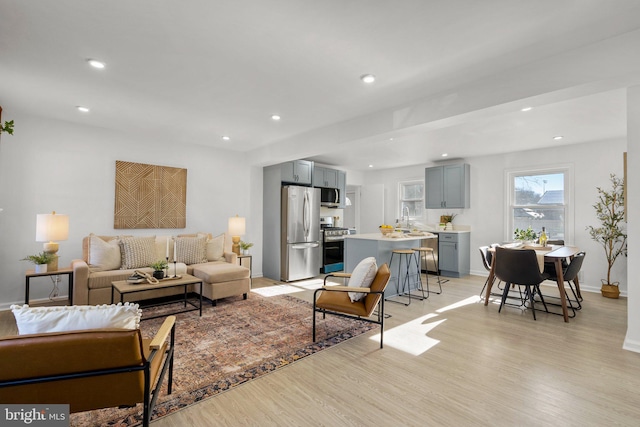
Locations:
345;233;438;241
392;224;471;234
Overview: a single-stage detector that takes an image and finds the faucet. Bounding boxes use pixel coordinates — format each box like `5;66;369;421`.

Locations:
403;206;410;228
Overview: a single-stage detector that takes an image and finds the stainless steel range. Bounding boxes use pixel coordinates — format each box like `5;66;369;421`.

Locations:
319;216;349;273
320;227;349;273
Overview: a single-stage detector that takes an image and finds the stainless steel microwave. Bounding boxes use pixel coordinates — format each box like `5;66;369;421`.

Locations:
320;187;340;208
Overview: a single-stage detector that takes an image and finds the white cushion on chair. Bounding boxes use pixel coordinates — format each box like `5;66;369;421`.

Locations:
348;257;378;302
10;303;141;335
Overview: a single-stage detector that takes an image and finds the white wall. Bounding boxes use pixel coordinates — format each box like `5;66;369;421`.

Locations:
0;113;259;308
624;86;640;352
361;138;628;295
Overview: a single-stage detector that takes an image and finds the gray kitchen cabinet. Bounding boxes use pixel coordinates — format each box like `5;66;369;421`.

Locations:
313;166;338;188
337;170;346;208
425;163;470;209
282;160;313;185
438;232;470;277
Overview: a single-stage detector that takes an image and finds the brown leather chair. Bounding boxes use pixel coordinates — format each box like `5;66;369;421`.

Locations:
0;316;176;427
313;263;391;348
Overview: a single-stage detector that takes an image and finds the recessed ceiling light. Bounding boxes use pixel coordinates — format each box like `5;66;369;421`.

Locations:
76;106;90;113
441;153;448;157
368;164;373;168
87;59;105;69
521;107;532;112
389;138;394;141
222;136;230;141
360;74;376;84
553;135;564;140
271;115;281;121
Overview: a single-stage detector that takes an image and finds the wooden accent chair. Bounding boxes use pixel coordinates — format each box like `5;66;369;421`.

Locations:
0;316;176;427
313;263;391;348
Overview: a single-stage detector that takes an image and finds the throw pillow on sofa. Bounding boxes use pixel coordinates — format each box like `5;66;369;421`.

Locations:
119;236;157;269
204;233;225;261
348;257;378;302
10;303;142;335
87;234;121;271
175;236;208;264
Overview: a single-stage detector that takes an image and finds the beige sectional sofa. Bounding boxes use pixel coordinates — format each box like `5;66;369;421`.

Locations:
71;233;250;306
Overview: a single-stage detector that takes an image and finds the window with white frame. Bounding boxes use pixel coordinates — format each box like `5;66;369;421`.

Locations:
507;167;572;242
399;180;424;221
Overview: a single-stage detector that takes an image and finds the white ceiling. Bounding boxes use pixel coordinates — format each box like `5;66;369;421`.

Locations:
1;0;639;171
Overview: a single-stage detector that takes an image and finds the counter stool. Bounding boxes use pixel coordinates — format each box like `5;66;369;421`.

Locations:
386;249;425;306
412;247;443;295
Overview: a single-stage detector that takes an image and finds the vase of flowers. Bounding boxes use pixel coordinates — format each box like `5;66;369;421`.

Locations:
514;226;538;245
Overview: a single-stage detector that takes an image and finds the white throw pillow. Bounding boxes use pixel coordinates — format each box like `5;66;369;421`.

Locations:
87;234;121;271
119;236;157;269
10;303;141;335
205;233;225;261
348;257;378;302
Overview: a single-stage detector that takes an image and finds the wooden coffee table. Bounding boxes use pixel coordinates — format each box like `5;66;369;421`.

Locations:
111;274;203;320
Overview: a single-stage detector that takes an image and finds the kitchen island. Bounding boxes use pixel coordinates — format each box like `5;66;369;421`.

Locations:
344;233;437;298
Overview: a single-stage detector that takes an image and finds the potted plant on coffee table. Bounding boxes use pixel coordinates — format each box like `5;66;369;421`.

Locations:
587;174;627;298
22;252;55;273
150;260;168;280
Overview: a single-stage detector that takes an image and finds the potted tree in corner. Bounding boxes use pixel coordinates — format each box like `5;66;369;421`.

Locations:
0;105;15;138
587;174;627;298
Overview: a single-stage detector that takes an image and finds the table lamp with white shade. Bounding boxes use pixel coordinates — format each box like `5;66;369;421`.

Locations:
35;211;69;271
228;215;246;256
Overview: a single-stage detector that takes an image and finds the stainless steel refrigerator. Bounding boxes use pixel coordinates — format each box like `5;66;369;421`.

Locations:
281;185;321;282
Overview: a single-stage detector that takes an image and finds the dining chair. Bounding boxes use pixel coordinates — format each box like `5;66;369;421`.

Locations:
480;244;524;305
543;239;568;275
547;239;565;245
494;247;550;320
541;252;586;316
479;246;492;296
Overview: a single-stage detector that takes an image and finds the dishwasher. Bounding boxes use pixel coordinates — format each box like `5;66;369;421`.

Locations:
420;235;439;274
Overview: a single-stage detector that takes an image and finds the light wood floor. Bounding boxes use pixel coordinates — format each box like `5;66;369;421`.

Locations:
3;274;639;426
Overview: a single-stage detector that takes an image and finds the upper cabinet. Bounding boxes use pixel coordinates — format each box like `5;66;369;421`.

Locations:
313;165;347;208
337;170;346;208
425;164;470;209
282;160;313;185
313;166;339;188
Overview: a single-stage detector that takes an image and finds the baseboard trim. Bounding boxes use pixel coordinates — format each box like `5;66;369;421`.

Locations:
623;337;640;353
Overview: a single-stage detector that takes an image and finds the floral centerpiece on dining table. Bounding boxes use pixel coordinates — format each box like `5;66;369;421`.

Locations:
513;226;538;245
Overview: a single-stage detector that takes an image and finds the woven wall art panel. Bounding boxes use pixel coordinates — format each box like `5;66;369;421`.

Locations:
114;161;187;229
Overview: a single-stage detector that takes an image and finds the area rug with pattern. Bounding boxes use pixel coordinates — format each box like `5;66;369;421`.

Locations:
70;292;376;426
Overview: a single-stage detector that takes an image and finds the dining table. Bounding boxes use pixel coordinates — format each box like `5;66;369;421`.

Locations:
483;244;582;322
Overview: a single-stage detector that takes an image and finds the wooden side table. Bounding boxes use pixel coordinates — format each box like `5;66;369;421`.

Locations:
238;255;252;277
25;267;74;306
